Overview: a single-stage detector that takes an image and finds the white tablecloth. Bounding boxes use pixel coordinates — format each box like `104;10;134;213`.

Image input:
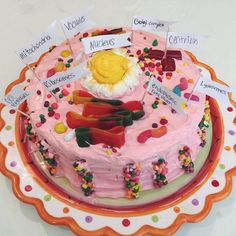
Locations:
0;0;236;235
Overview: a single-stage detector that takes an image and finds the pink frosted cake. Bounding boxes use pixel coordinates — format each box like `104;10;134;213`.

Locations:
24;27;210;202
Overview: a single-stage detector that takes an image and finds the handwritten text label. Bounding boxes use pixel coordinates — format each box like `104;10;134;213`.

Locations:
132;16;173;32
41;62;89;91
60;6;95;38
82;32;132;54
15;21;59;64
167;32;203;49
147;77;186;115
194;77;231;101
2;87;32;108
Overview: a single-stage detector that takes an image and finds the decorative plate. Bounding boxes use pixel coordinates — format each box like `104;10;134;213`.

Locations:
0;52;235;236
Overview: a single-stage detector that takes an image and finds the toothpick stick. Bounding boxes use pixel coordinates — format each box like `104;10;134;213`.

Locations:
61;26;75;60
163;26;170;58
15;108;30;118
186;77;200;103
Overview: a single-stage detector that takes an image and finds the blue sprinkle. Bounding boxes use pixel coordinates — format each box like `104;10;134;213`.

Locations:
173;85;181;96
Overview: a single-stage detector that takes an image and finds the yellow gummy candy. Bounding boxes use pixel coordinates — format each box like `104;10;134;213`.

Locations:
55;62;64;72
60;50;71;58
54;122;68;134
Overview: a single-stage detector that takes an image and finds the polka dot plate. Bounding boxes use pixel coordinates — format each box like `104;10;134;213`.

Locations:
0;52;235;235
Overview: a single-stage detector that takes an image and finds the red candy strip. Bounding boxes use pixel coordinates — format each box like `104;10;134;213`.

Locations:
137;126;168;143
90;126;125;148
66;111;122;129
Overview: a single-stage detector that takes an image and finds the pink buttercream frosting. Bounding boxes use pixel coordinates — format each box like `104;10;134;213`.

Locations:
26;27;205;199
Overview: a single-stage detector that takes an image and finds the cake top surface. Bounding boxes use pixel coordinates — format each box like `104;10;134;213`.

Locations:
26;27;205;164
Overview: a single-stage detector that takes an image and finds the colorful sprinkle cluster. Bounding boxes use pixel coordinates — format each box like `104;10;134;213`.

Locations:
24;118;37;142
151;97;167;109
178;146;194;173
123;163;141;199
73;160;94;196
102;144;118;155
38;141;57;176
153;158;168;187
198;100;210;147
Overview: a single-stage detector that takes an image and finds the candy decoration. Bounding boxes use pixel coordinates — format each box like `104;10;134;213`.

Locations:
67;112;123;129
60;50;71;58
123;163;141;199
178;146;194;173
55;61;64;72
75;126;125;148
73;160;94;196
38;141;57;176
161;57;176;72
137;126;167;143
179;77;188;91
73;90;123;106
198;100;210;147
153;158;168;187
147;50;164;60
64;129;76;142
24;118;37;142
184;93;200;101
173;85;181;96
152;39;158;46
166;50;182;60
54;122;68;134
46;68;56;78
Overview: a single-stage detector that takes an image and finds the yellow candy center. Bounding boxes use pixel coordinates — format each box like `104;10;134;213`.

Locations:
89;51;129;84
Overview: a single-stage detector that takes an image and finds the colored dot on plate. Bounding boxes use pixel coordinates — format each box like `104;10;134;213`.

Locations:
192;199;199;206
173;207;180;213
228;130;235;135
152;215;159;223
224;146;231;151
219;163;225;170
8;141;14;146
227;107;233;112
9;109;16;114
63;207;69;214
5;125;12;131
122;219;130;227
44;195;52;202
24;185;32;192
211;180;219;187
85;216;93;223
10;161;17;167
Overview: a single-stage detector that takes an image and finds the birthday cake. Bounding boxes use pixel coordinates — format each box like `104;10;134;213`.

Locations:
24;27;210;202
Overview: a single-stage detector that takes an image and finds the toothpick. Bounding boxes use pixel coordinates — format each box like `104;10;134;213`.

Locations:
15;108;30;118
186;77;200;103
140;90;147;104
163;26;170;59
61;26;75;60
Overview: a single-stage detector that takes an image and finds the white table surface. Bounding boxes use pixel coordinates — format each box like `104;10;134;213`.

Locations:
0;0;236;235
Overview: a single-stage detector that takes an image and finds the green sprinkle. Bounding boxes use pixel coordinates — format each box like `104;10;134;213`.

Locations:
44;195;52;202
65;63;71;68
145;81;149;85
152;215;159;223
39;114;44;119
5;125;12;131
219;163;225;170
145;71;150;76
152;103;158;109
48;107;53;112
67;58;73;63
59;94;63;98
143;47;149;53
152;39;158;46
